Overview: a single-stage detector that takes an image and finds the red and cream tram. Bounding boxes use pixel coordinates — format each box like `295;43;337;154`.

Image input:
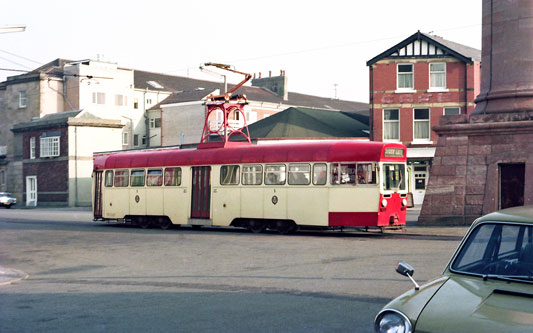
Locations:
92;140;408;233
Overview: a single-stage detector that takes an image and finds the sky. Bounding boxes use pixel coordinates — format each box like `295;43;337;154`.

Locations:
0;0;482;103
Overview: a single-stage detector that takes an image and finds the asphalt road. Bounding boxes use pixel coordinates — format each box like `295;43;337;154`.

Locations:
0;208;468;332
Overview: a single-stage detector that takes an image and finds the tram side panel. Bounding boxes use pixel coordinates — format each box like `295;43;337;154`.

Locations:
287;187;329;226
103;187;130;219
263;187;288;220
328;187;381;227
240;186;264;221
211;166;240;226
146;186;163;216
163;167;190;225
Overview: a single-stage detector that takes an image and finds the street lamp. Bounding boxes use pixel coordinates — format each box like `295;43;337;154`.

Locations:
0;25;26;34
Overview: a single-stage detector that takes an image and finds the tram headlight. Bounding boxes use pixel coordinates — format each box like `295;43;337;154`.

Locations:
402;199;408;206
381;199;388;208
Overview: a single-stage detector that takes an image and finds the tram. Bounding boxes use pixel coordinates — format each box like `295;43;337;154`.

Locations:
92;140;408;233
92;63;408;233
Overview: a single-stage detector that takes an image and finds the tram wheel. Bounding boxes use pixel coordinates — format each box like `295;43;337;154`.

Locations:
276;220;296;235
158;217;172;230
247;220;265;234
137;216;151;229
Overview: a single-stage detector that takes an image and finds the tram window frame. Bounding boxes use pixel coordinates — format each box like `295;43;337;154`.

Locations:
356;163;377;185
383;164;407;191
164;167;181;186
265;164;286;185
331;163;356;185
147;169;163;186
242;164;262;185
114;170;129;187
130;169;145;187
313;163;327;185
220;165;240;185
104;170;114;187
288;163;311;185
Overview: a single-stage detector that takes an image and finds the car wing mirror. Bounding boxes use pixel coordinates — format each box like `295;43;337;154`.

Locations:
396;261;420;290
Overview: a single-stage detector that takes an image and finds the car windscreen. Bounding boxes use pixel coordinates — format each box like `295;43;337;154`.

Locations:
450;222;533;280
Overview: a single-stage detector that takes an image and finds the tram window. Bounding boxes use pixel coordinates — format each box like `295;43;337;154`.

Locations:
331;163;356;185
313;164;327;185
288;164;310;185
356;163;377;185
242;165;262;185
104;170;114;187
147;169;163;186
164;167;181;186
114;170;129;187
383;164;406;191
265;164;286;185
221;165;240;185
131;170;145;187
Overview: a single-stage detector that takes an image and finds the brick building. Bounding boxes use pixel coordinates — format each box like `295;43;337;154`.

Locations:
11;111;123;206
367;31;481;205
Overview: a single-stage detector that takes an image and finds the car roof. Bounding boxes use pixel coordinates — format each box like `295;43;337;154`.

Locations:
475;205;533;225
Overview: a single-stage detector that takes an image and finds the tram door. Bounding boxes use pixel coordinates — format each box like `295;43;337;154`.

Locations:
191;166;211;218
412;164;428;206
93;171;103;218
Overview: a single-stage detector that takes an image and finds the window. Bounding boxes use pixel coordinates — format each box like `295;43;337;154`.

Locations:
0;170;4;186
147;169;163;186
444;107;461;116
356;163;377;184
133;98;139;109
92;92;106;104
19;91;27;108
150;118;161;129
397;64;413;90
383;109;400;141
141;136;147;145
105;170;113;187
413;108;430;141
133;134;139;147
220;165;240;185
115;94;127;106
130;170;145;187
331;163;356;185
430;63;446;89
122;132;129;145
265;164;286;185
288;164;310;185
30;137;35;159
313;164;327;185
40;136;60;157
242;165;262;185
383;164;406;191
146;98;152;105
114;170;129;187
164;167;181;186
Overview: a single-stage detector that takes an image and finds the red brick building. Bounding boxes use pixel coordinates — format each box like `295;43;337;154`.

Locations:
367;31;481;205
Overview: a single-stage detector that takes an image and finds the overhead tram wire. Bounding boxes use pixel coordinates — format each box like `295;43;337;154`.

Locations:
0;49;41;65
163;23;482;76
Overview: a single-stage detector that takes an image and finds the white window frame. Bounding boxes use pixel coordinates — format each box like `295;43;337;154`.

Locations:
19;91;27;108
443;107;461;116
149;118;161;129
30;137;36;159
40;136;60;158
396;63;415;92
428;63;447;92
122;132;129;145
382;109;400;142
413;108;431;143
115;94;127;106
92;92;106;104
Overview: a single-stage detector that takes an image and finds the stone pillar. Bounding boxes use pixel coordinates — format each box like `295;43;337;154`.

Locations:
473;0;533;114
419;0;533;225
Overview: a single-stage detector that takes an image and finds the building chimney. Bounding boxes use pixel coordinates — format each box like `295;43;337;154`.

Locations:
251;70;288;101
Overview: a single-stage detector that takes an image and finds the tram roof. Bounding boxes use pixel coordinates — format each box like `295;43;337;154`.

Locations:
93;140;406;170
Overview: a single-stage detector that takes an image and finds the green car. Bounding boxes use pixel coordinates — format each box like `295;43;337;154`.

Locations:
375;206;533;333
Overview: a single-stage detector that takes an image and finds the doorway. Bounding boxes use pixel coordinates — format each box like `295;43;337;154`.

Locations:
499;163;525;209
191;166;211;218
26;176;37;207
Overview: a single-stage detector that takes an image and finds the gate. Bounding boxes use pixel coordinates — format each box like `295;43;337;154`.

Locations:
191;166;211;218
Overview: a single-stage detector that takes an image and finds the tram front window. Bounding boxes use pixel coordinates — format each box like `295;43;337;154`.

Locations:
383;164;406;192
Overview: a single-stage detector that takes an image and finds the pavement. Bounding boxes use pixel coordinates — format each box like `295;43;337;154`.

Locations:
0;205;468;286
0;266;28;286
